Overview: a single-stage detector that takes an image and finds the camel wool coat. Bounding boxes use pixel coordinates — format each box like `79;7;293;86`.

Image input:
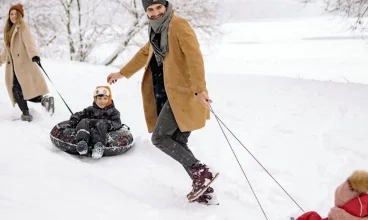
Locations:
0;23;48;106
120;11;210;133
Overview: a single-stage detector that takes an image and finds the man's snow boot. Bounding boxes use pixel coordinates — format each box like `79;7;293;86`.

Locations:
192;187;219;205
187;163;219;201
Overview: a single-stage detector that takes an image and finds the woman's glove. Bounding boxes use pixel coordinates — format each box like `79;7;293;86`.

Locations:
32;56;40;63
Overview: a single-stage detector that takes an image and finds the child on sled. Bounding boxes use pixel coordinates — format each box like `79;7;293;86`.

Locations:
68;86;122;159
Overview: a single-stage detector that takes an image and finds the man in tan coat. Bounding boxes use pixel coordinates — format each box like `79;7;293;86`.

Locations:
107;0;219;204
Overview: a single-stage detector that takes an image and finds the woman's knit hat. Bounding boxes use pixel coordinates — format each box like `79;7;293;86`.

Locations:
141;0;167;11
9;4;24;17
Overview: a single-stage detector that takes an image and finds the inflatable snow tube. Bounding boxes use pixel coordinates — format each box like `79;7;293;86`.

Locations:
50;120;134;157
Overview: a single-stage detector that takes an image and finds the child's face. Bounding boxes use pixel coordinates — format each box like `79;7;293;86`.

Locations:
95;95;109;108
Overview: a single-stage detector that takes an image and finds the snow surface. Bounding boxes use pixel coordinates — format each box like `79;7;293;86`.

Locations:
1;16;368;220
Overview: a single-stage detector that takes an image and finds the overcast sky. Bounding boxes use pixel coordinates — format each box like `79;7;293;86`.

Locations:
219;0;326;21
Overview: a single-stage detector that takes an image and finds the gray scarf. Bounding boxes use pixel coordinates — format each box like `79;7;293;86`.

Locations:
148;2;173;66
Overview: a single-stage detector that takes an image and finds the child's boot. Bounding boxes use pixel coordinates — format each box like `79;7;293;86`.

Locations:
76;141;88;155
92;142;105;159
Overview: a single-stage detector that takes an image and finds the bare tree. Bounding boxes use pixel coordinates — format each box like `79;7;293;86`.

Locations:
24;1;69;58
73;0;114;61
301;0;368;30
24;0;115;62
101;0;148;65
55;0;112;62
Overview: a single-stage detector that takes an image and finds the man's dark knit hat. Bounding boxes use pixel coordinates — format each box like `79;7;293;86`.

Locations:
142;0;167;11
